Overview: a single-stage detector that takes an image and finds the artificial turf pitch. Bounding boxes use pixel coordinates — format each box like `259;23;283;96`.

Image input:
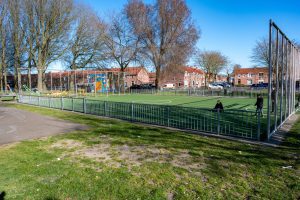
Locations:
86;94;268;112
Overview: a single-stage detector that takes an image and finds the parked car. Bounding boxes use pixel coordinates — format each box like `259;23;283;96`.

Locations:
162;83;175;89
216;82;231;88
250;83;268;89
130;84;142;89
140;84;156;89
130;84;156;90
208;83;223;89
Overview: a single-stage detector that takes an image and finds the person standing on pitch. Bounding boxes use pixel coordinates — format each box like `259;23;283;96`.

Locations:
255;94;264;117
214;100;224;112
271;87;276;113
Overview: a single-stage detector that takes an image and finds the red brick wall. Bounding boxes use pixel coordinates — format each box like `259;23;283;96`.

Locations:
234;71;269;85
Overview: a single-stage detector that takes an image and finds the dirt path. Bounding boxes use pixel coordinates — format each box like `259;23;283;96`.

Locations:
0;105;88;145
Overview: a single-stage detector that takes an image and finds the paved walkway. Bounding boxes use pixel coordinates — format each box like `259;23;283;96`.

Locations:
269;113;299;145
0;105;88;145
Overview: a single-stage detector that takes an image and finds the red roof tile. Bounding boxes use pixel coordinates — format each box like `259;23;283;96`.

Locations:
183;66;204;74
234;67;268;74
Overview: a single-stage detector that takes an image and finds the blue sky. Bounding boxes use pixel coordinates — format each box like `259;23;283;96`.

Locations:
81;0;300;69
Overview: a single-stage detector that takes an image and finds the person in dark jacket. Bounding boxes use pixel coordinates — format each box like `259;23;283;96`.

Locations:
271;87;276;113
255;94;264;117
214;100;224;112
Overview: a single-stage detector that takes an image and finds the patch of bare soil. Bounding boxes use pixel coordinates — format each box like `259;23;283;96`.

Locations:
69;142;205;172
51;139;84;149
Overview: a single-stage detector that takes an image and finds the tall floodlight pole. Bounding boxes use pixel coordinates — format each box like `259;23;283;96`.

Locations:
267;20;273;140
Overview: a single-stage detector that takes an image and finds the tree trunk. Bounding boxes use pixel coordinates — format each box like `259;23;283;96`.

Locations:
4;71;7;93
119;70;125;93
28;67;32;90
37;68;43;92
155;69;161;89
17;69;21;92
14;67;18;91
0;65;3;93
1;32;5;93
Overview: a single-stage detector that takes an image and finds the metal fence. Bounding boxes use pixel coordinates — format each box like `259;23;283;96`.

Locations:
267;20;300;140
18;95;263;140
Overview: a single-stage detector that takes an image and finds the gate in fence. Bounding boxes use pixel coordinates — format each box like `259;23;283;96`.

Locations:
267;20;300;140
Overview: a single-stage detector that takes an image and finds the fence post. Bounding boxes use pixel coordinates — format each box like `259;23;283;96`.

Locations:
167;106;170;127
38;96;40;106
72;98;74;111
257;113;261;141
49;97;51;108
83;98;86;113
104;101;107;116
61;96;64;110
131;102;134;121
217;109;220;134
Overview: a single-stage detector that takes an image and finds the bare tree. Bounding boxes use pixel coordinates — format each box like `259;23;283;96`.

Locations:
0;0;7;92
105;12;141;91
224;64;234;83
63;5;107;91
23;0;37;90
65;6;107;70
194;50;228;87
251;36;283;68
233;64;241;71
251;37;269;67
25;0;75;91
125;0;199;88
8;0;24;91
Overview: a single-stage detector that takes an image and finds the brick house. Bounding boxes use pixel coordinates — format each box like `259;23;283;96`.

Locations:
216;75;228;83
148;72;156;85
161;66;205;88
234;67;269;86
122;67;150;87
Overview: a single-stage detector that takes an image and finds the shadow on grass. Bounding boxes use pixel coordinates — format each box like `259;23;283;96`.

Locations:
0;191;6;200
175;97;218;106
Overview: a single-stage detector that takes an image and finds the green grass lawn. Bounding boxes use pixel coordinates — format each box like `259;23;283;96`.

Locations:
0;103;299;199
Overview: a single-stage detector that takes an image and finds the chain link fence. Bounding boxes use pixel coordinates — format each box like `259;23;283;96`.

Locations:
18;95;263;140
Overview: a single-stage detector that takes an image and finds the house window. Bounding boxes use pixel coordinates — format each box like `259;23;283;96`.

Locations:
248;73;252;78
125;82;127;87
259;73;264;79
178;82;181;86
238;79;241;84
247;79;253;85
238;74;241;78
192;81;195;86
131;81;134;86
